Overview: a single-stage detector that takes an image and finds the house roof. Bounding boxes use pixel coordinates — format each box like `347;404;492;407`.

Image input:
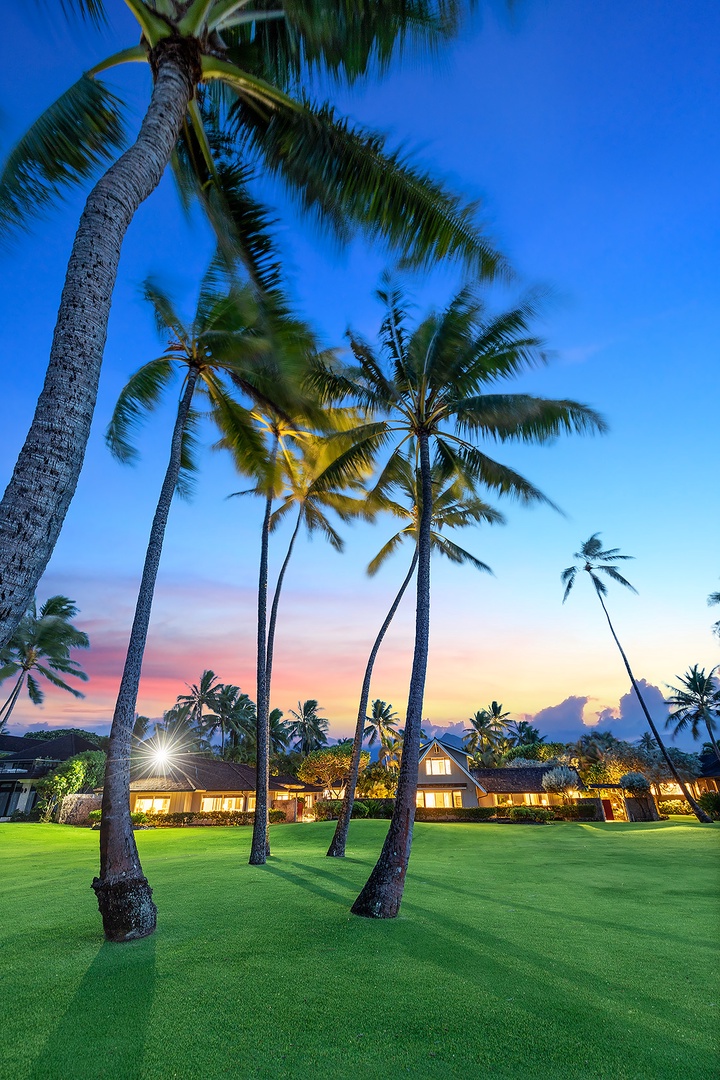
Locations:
471;765;567;794
0;733;101;778
125;754;322;794
418;737;486;793
0;734;44;755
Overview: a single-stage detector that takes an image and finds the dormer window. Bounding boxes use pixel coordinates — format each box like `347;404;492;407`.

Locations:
426;758;451;775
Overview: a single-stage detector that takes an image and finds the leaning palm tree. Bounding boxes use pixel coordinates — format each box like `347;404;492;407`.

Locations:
287;700;329;756
315;280;604;913
364;700;400;747
0;595;89;725
93;276;290;941
664;665;720;762
328;455;502;858
0;0;507;654
561;534;712;823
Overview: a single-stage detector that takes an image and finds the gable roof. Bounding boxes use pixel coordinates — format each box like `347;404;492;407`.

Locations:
0;734;44;755
419;737;486;793
125;754;322;794
0;733;101;778
471;765;579;794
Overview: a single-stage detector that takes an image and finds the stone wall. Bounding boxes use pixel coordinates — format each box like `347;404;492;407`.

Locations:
624;795;660;822
58;793;102;826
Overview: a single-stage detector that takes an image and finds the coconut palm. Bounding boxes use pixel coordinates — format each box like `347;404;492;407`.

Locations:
93;274;290;939
287;700;329;756
315;280;604;913
561;534;712;823
0;0;507;655
709;587;720;638
463;708;505;755
505;719;544;745
327;454;503;858
0;596;89;726
364;700;400;747
665;665;720;761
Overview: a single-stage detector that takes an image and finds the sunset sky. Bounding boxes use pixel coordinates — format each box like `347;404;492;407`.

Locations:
1;1;718;750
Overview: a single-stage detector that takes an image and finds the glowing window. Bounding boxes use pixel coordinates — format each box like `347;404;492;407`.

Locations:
135;797;170;814
274;793;289;801
416;791;424;807
452;790;463;808
426;758;451;775
248;796;256;811
424;791;453;808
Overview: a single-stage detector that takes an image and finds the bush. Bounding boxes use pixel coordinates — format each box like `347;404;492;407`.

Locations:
414;806;497;823
141;808;287;827
541;765;581;796
352;800;369;818
506;806;555;823
658;800;694;816
9;808;40;822
572;799;601;821
620;772;651;796
88;809;102;824
363;798;395;819
88;809;146;826
698;791;720;819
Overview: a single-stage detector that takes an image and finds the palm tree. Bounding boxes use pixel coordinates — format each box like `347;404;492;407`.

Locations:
327;455;502;858
709;587;720;638
561;534;712;824
0;596;89;726
316;280;603;914
203;682;239;754
0;0;507;654
637;732;658;754
364;700;400;747
463;708;506;756
287;700;329;756
504;719;544;745
665;665;720;761
93;275;283;940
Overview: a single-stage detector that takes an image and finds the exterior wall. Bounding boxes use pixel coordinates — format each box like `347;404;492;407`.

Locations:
417;744;479;808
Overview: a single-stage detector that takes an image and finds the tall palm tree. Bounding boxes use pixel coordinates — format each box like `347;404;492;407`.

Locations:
561;534;712;824
93;276;284;941
463;708;506;756
203;682;240;753
0;0;507;654
664;665;720;761
504;719;544;745
364;700;400;747
287;700;329;756
0;595;89;725
315;281;604;913
327;454;502;858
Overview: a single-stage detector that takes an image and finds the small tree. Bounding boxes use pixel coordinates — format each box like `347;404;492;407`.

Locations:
298;745;370;798
619;772;651;797
35;750;106;822
541;765;581;803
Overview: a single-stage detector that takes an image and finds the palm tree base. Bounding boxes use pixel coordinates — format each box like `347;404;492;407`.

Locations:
325;834;346;858
350;818;411;918
91;874;157;942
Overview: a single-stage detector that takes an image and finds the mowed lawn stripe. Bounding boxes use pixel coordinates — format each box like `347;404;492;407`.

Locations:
1;820;717;1080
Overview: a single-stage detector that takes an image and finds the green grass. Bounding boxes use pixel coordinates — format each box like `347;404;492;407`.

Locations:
1;820;718;1080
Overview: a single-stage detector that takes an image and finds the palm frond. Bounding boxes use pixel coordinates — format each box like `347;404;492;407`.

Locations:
26;673;44;705
0;75;125;240
176;405;203;501
106;358;176;463
454;395;607;443
431;534;492;573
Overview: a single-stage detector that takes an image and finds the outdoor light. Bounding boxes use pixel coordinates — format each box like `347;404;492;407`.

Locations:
154;747;169;766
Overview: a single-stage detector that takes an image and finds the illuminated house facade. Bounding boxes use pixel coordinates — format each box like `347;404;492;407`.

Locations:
417;736;568;809
127;755;323;816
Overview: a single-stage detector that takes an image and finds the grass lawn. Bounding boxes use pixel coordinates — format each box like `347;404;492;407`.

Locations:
1;819;718;1080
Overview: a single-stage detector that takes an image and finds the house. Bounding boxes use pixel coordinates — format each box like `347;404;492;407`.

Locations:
0;732;101;818
126;754;324;817
416;735;572;809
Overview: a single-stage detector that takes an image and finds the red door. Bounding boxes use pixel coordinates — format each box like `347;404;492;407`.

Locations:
602;799;614;820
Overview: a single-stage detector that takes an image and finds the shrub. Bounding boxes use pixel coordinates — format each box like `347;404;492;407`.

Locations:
414;806;497;823
698;791;720;819
620;772;651;796
658;800;694;816
88;809;102;824
572;799;601;821
35;750;107;821
9;808;40;822
507;806;555;823
541;765;581;797
363;798;395;819
352;800;369;818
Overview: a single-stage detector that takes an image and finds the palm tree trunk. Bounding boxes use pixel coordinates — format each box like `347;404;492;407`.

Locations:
92;368;199;941
0;669;26;724
327;549;418;858
250;443;278;865
0;41;198;654
265;507;303;693
352;435;433;916
595;592;712;824
704;717;720;764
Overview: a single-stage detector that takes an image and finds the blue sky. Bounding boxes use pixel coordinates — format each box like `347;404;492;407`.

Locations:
0;0;718;749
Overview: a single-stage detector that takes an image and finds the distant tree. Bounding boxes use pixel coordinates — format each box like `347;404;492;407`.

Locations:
132;716;151;742
0;596;89;726
541;765;581;802
561;534;712;823
298;744;370;798
619;772;651;797
464;706;508;756
288;700;329;756
708;587;720;638
364;700;400;747
356;763;399;798
22;727;106;750
504;720;544;745
664;665;720;761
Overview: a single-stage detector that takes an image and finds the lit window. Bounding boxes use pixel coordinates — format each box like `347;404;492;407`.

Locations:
452;790;462;808
424;791;453;808
248;796;256;811
426;758;451;775
135;797;170;814
201;797;222;811
222;797;244;811
416;791;424;807
274;793;289;801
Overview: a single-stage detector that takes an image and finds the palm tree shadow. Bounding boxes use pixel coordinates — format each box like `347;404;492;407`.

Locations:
27;937;156;1080
263;862;355;905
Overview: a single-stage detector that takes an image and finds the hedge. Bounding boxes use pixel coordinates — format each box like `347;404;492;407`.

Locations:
313;800;373;821
658;800;695;816
414;806;498;823
136;809;288;827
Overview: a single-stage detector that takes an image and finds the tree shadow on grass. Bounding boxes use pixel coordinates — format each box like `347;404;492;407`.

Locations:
27;936;156;1080
262;861;358;906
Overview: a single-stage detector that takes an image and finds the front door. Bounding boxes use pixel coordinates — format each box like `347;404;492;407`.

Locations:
602;799;614;820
